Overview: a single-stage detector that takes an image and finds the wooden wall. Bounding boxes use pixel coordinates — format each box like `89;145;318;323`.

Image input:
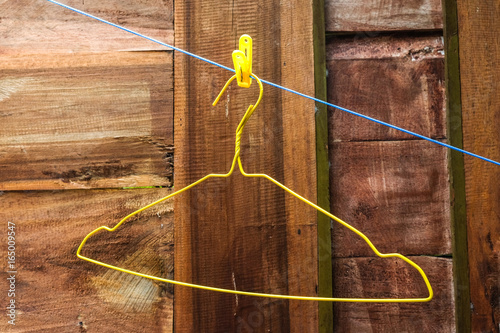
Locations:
1;0;321;332
0;1;174;331
325;1;455;331
2;1;499;332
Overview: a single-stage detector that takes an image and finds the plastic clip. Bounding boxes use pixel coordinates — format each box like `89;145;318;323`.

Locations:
232;34;252;88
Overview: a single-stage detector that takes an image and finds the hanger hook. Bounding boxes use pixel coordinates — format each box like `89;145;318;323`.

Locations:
212;73;263;112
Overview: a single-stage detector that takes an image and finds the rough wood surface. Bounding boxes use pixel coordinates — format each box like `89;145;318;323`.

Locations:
313;0;334;331
332;256;454;332
442;1;471;331
174;0;318;331
325;3;452;332
326;34;444;60
280;0;320;330
0;189;174;332
327;36;445;142
457;0;500;331
0;0;174;54
0;52;173;190
325;0;443;32
329;140;451;257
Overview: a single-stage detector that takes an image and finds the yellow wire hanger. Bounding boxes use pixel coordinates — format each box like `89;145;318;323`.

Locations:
77;35;433;303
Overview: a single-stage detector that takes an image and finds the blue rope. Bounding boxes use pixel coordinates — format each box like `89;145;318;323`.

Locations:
46;0;500;167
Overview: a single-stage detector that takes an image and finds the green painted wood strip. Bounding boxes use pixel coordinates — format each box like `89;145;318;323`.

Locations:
314;0;334;332
442;0;471;331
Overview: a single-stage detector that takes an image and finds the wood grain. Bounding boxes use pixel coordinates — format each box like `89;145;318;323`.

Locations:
174;0;289;328
327;37;445;142
0;0;173;54
0;52;173;190
329;140;451;257
325;0;443;32
325;3;452;332
326;34;444;60
442;1;471;330
0;189;174;332
313;0;334;331
457;0;500;331
174;0;319;331
332;256;454;332
280;0;320;330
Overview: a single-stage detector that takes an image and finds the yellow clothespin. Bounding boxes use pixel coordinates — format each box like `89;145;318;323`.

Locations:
232;34;252;88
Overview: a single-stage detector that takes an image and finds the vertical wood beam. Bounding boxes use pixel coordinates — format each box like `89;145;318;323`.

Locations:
442;0;471;331
456;0;500;331
280;0;321;331
174;1;320;331
313;0;334;332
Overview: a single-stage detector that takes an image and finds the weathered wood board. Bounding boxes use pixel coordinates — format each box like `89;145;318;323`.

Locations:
327;35;445;142
174;0;319;331
457;0;500;331
1;1;176;331
327;34;445;60
327;24;452;331
442;1;471;330
329;140;451;257
325;0;443;32
0;0;174;54
0;52;173;190
332;256;454;332
0;188;174;332
280;1;322;330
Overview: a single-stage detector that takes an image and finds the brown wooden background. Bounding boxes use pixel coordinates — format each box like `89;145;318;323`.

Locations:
1;0;498;332
326;2;453;332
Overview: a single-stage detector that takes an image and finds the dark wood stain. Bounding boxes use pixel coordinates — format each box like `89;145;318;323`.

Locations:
330;140;451;257
327;55;445;142
332;257;454;332
326;13;454;330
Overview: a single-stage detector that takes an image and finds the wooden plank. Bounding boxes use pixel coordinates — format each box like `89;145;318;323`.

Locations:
326;34;445;60
442;0;471;331
329;140;451;257
313;0;334;331
457;0;500;331
174;0;319;331
0;188;174;332
325;0;443;32
0;0;173;54
332;256;454;332
280;0;321;331
327;36;446;142
0;52;173;190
